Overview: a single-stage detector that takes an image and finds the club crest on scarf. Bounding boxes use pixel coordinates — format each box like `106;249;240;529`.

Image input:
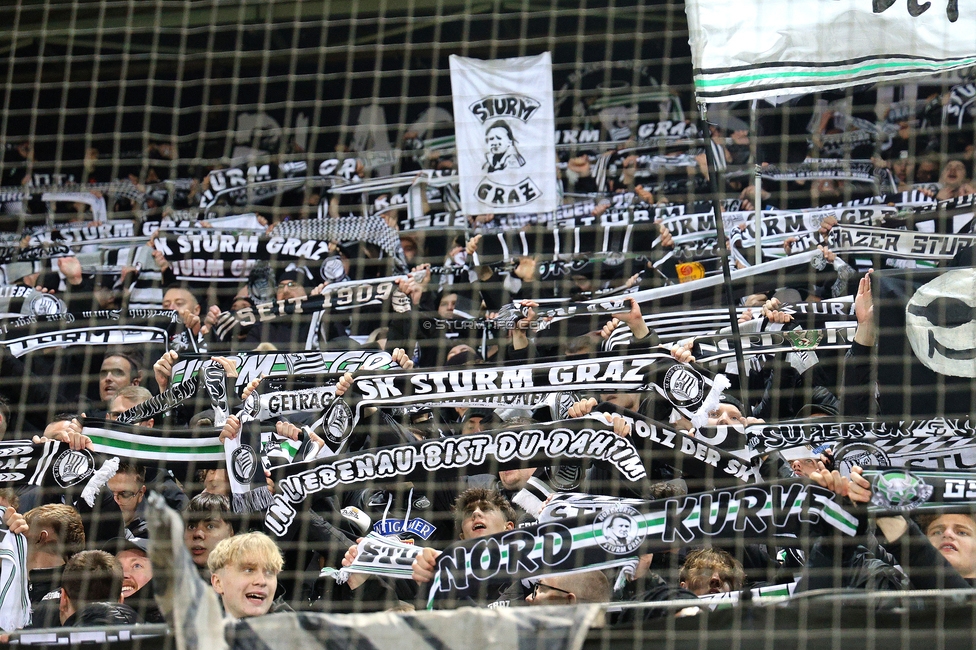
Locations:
834;442;891;474
324;399;354;445
595;505;646;555
784;329;823;350
51;449;95;488
231;446;259;485
905;268;976;378
28;292;67;316
871;470;934;511
663;365;706;408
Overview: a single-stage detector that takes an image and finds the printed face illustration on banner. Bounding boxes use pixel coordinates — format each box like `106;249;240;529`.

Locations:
474;104;542;208
905;268;976;378
450;53;558;215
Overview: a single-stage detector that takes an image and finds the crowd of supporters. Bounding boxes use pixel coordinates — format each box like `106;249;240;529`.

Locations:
1;92;976;635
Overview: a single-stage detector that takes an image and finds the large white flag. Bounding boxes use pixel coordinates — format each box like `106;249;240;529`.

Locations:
450;53;558;215
685;0;976;103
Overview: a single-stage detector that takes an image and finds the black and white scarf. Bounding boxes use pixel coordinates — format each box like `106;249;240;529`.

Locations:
0;311;193;358
584;250;819;311
256;374;580;426
114;374;201;425
171;350;396;393
0;439;94;487
601;300;855;349
395;210;469;232
691;324;858;367
601;409;762;485
473;202;682;232
0;286;68;319
475;221;661;264
333;533;425;584
826;224;976;260
23;221;144;248
269;215;408;271
726;159;882;184
864;469;976;513
211;276;413;341
426;480;858;607
224;419;275;513
265;418;649;538
322;354;726;449
742;418;976;454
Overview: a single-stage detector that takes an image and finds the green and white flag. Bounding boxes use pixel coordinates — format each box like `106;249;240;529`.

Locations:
685;0;976;102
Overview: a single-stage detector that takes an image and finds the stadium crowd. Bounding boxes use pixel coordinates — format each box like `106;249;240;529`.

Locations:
0;93;976;637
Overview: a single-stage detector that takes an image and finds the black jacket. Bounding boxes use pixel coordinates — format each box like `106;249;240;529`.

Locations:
64;602;141;627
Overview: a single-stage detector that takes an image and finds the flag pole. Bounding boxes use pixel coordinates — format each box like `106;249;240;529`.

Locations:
697;102;750;411
750;99;762;265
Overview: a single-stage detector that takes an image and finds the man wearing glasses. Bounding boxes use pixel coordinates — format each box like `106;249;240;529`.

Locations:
106;463;148;537
526;571;611;606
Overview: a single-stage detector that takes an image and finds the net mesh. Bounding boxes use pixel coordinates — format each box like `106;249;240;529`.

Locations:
0;0;975;648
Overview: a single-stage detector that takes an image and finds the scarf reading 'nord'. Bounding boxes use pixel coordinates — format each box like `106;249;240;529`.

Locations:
426;480;857;607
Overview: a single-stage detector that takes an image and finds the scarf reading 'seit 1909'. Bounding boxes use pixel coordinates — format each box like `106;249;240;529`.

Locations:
425;479;858;608
210;275;413;341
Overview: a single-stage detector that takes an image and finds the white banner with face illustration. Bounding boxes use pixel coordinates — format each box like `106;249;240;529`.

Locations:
450;53;558;215
685;0;976;102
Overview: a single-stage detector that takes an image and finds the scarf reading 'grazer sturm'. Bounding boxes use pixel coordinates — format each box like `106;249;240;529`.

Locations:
426;480;858;607
318;353;724;449
264;418;649;538
826;224;976;260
